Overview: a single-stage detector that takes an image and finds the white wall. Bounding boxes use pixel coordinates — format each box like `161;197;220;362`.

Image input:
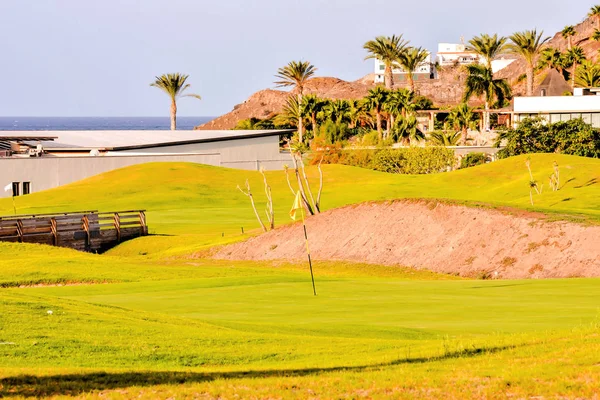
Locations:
0;135;291;198
514;95;600;113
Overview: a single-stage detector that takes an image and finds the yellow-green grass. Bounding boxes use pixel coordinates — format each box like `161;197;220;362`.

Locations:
1;154;600;398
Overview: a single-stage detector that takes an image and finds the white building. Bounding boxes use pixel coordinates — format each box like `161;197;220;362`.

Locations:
373;52;435;84
0;129;292;198
437;43;516;73
513;88;600;127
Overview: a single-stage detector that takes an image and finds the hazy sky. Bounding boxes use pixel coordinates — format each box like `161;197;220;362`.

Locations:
0;1;593;117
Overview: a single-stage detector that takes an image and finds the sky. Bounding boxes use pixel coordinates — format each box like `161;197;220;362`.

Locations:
0;0;594;117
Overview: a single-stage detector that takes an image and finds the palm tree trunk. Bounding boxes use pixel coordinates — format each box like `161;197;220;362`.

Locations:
484;101;490;131
526;64;534;97
170;100;177;130
572;62;577;89
390;114;395;132
311;114;317;135
385;64;393;89
376;112;382;140
297;93;304;143
408;74;415;92
461;127;468;145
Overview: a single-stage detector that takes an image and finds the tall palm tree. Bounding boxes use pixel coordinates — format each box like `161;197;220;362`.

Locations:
447;103;479;145
467;34;507;69
589;5;600;28
274;96;304;129
575;60;600;87
396;47;429;92
564;46;586;89
150;73;201;131
561;25;576;50
507;30;551;96
364;35;409;89
463;64;512;131
275;61;317;143
324;99;351;124
301;94;326;134
363;87;389;139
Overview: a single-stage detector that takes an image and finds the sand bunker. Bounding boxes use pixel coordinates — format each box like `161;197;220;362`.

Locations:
214;201;600;279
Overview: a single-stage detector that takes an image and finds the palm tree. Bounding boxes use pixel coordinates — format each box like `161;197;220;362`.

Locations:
392;113;425;145
364;35;409;89
150;73;201;131
301;94;326;134
467;34;507;69
274;96;304;129
593;29;600;41
348;99;372;129
324;99;351;124
384;89;414;130
397;47;429;92
589;5;600;28
575;60;600;87
429;131;462;146
564;46;586;89
561;25;576;50
463;64;512;131
447;103;479;145
507;30;551;96
539;47;568;78
363;87;389;139
275;61;317;143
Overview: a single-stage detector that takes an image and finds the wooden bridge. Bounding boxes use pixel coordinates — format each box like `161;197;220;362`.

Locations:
0;210;148;253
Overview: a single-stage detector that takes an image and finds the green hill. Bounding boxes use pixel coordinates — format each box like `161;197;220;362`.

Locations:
2;154;600;398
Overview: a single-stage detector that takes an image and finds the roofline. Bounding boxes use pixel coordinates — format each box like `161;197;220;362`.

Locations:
110;129;293;151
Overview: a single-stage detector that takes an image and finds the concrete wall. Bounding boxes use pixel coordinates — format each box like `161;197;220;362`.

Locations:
0;135;291;198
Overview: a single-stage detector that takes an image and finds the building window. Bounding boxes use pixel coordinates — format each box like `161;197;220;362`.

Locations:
11;182;19;197
379;65;385;71
22;182;31;195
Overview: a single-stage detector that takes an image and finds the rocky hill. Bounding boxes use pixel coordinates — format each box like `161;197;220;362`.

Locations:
197;16;600;131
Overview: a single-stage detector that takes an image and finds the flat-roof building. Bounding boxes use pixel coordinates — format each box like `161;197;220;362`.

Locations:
0;129;292;198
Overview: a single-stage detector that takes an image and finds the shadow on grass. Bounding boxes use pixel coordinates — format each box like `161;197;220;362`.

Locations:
1;345;516;397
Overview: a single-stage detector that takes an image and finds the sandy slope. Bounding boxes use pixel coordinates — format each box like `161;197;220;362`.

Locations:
214;201;600;279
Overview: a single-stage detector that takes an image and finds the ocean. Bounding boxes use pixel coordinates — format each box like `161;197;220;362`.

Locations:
0;116;215;131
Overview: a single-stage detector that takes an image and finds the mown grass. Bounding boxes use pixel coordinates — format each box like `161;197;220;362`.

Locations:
1;154;600;398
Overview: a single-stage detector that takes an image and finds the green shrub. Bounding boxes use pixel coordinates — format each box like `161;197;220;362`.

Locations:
496;117;600;158
319;121;350;144
460;153;489;169
339;147;455;174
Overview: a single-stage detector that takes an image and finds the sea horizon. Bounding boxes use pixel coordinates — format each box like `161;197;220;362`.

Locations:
0;116;216;131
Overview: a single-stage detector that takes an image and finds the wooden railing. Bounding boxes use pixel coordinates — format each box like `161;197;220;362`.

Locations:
0;210;147;252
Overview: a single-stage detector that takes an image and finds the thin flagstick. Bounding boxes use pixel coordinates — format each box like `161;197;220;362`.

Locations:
300;203;317;296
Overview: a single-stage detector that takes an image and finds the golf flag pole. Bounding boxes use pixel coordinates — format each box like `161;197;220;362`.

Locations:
290;191;317;296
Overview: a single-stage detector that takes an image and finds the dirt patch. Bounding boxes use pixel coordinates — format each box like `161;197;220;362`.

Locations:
213;201;600;279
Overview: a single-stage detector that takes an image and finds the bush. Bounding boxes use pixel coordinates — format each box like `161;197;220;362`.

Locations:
496;117;600;158
338;147;455;174
460;152;489;169
319;121;350;144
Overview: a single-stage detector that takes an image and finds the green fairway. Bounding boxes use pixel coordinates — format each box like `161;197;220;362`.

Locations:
1;154;600;398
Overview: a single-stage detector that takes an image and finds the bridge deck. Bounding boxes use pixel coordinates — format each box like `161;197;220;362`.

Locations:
0;210;147;253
